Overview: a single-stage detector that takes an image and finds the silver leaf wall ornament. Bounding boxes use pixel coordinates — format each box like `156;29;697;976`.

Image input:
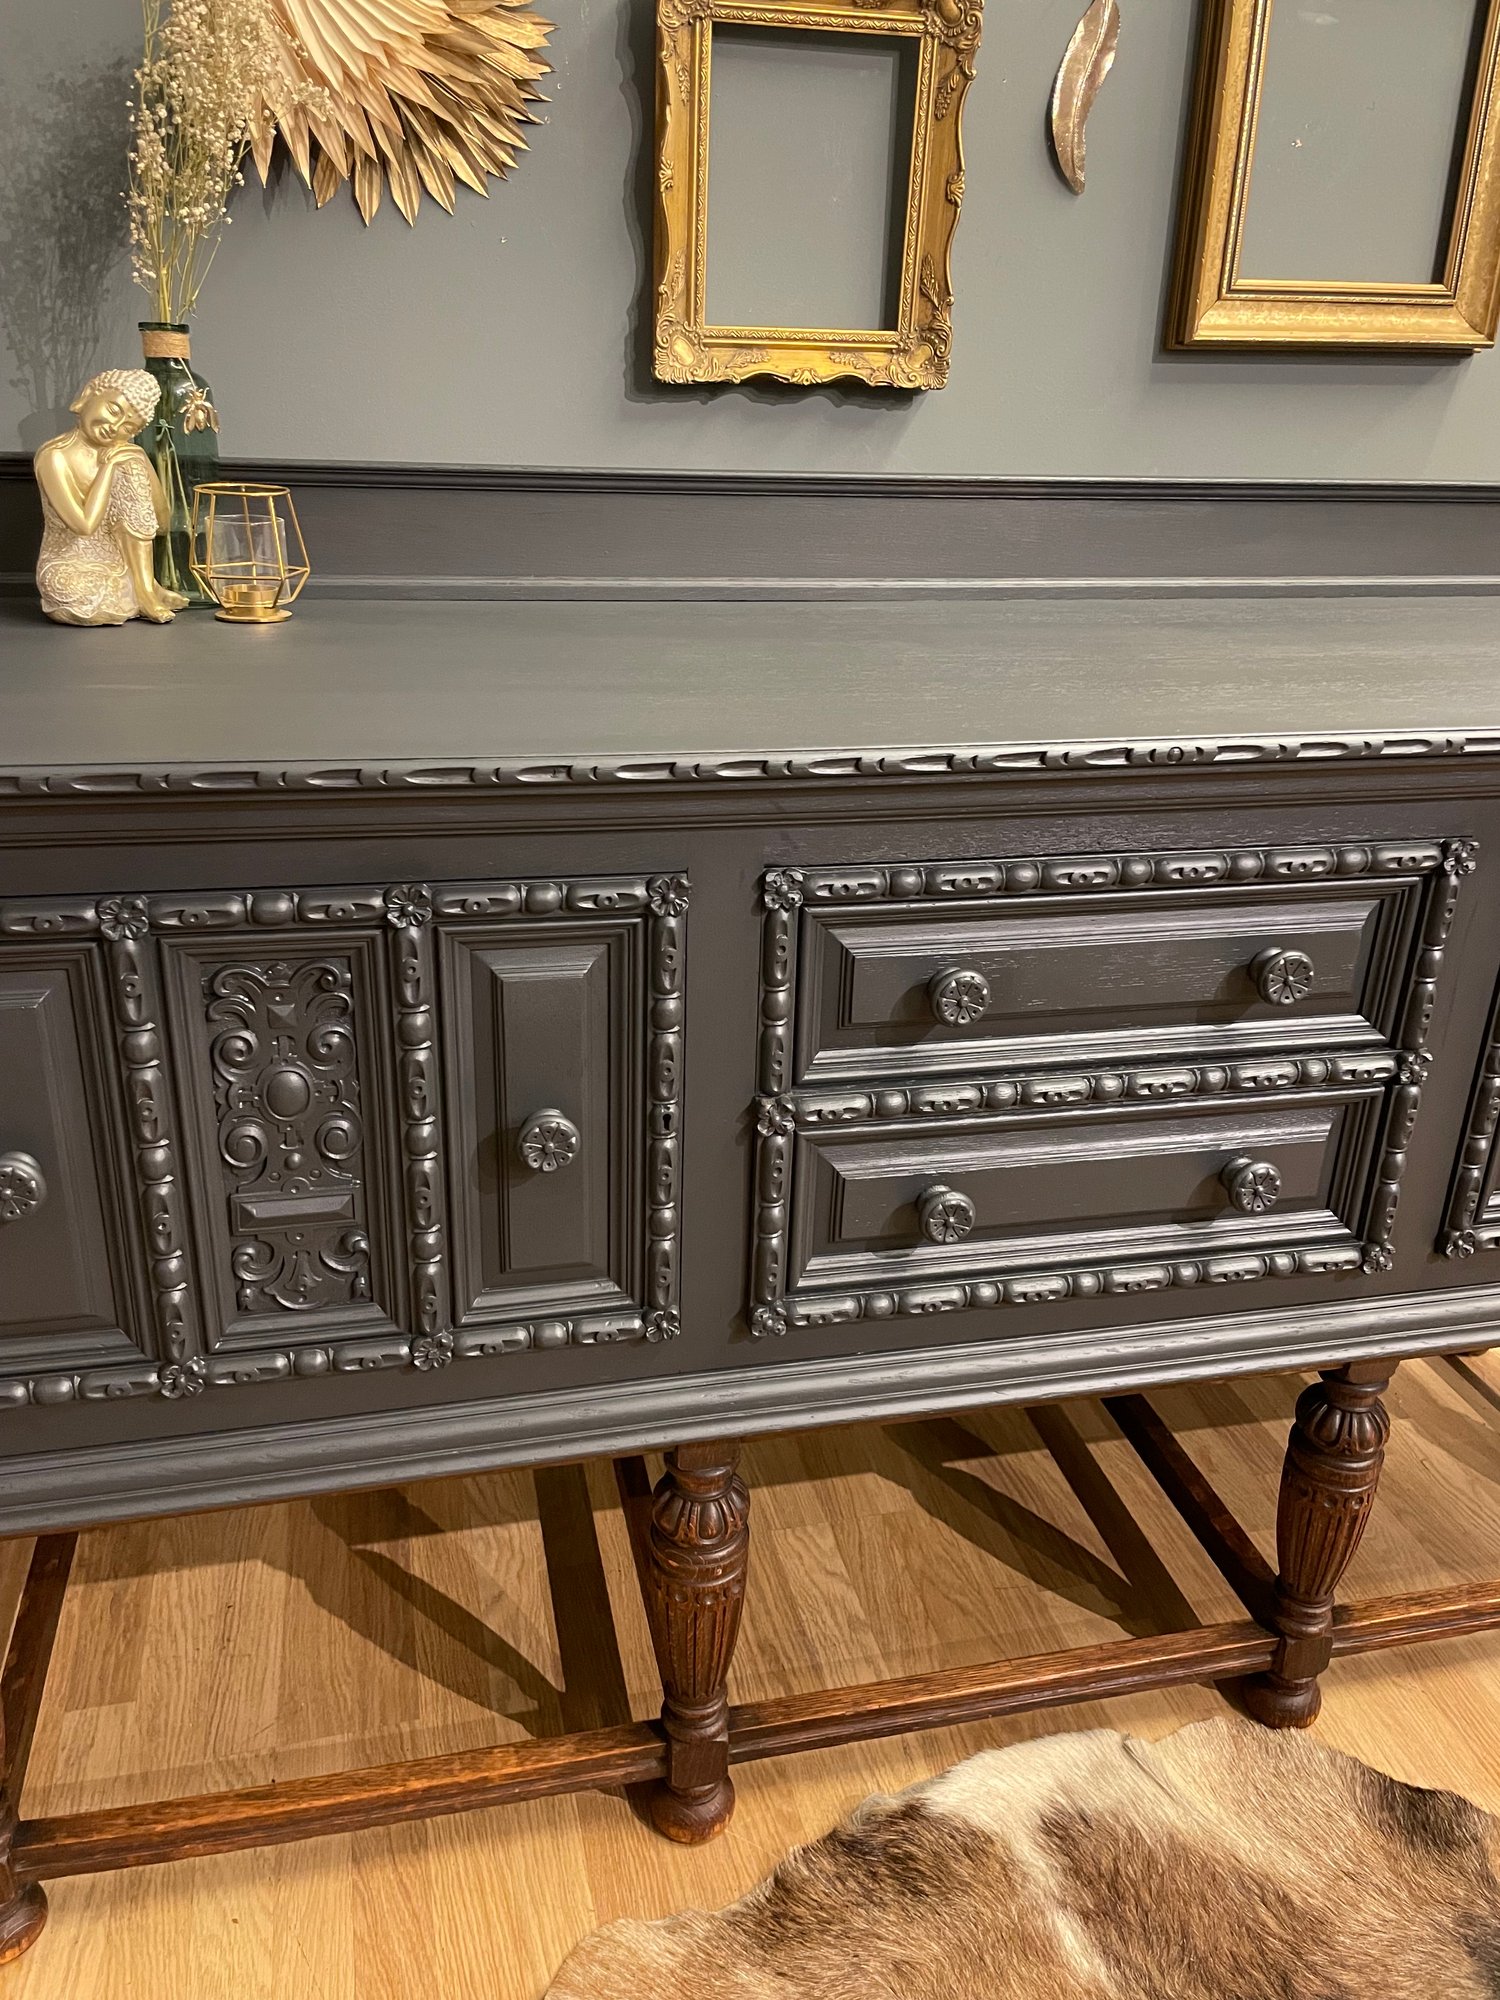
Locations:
1050;0;1121;195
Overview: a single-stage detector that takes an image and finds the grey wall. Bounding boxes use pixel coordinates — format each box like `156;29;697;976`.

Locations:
6;0;1500;477
1239;0;1480;284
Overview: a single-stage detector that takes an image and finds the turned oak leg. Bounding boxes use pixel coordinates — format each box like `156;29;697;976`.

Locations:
638;1442;749;1843
1243;1362;1392;1729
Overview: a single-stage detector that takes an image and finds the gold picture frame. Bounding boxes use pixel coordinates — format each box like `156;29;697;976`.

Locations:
653;0;982;389
1169;0;1500;350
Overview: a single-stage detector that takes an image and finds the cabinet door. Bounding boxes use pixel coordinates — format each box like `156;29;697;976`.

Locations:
156;873;684;1372
436;873;685;1350
441;920;640;1327
1442;963;1500;1255
0;949;141;1359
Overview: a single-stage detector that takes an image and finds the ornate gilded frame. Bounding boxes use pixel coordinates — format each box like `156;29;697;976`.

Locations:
653;0;982;389
1169;0;1500;350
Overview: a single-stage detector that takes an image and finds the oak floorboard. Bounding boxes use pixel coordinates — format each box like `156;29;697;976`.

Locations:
6;1357;1500;1999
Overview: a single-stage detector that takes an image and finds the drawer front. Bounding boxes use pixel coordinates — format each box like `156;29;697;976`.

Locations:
754;1057;1402;1335
775;843;1442;1085
0;948;141;1357
752;838;1474;1338
790;1094;1379;1295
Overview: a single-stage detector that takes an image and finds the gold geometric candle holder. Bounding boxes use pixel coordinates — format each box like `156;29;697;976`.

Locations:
189;483;310;623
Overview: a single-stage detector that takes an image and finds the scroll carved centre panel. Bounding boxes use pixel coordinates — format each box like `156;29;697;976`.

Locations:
165;922;402;1356
205;957;372;1316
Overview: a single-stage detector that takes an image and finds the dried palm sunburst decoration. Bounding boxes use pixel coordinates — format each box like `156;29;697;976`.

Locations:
251;0;553;224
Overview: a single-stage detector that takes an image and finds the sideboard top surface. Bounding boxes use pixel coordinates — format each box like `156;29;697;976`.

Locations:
3;592;1500;791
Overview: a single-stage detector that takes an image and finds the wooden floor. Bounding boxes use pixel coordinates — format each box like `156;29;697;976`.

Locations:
5;1355;1500;1998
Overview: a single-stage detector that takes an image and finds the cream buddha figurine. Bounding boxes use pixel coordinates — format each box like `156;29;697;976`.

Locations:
33;369;188;625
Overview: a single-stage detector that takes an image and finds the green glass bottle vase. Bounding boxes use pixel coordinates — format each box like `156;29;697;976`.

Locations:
139;322;220;604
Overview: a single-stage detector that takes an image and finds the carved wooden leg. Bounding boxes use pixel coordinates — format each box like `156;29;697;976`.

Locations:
1243;1362;1392;1729
638;1442;749;1844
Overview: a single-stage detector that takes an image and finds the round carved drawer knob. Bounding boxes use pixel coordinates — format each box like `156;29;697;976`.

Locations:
517;1111;581;1174
928;967;991;1027
0;1152;46;1225
1221;1156;1282;1215
917;1183;976;1245
1251;947;1315;1007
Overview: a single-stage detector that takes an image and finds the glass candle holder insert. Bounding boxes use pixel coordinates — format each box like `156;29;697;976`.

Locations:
189;484;310;624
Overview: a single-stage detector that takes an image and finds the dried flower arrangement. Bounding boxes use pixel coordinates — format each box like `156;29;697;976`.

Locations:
129;0;269;324
124;0;324;597
117;0;552;596
126;0;330;324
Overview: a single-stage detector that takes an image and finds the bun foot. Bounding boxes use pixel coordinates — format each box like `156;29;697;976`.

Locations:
646;1775;736;1845
0;1883;47;1966
1241;1672;1322;1731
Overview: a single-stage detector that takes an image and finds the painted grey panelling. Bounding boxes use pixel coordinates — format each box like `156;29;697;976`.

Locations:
9;462;1500;593
7;0;1500;476
1239;1;1478;285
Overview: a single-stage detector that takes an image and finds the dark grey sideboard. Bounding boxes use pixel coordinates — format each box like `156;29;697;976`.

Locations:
4;590;1500;1944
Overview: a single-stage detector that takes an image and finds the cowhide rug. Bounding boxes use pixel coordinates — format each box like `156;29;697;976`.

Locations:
547;1717;1500;1999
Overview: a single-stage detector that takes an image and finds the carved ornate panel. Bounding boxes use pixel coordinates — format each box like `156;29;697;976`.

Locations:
163;925;403;1358
752;841;1473;1337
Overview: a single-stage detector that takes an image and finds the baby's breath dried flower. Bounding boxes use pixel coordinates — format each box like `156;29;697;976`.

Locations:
126;0;321;323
